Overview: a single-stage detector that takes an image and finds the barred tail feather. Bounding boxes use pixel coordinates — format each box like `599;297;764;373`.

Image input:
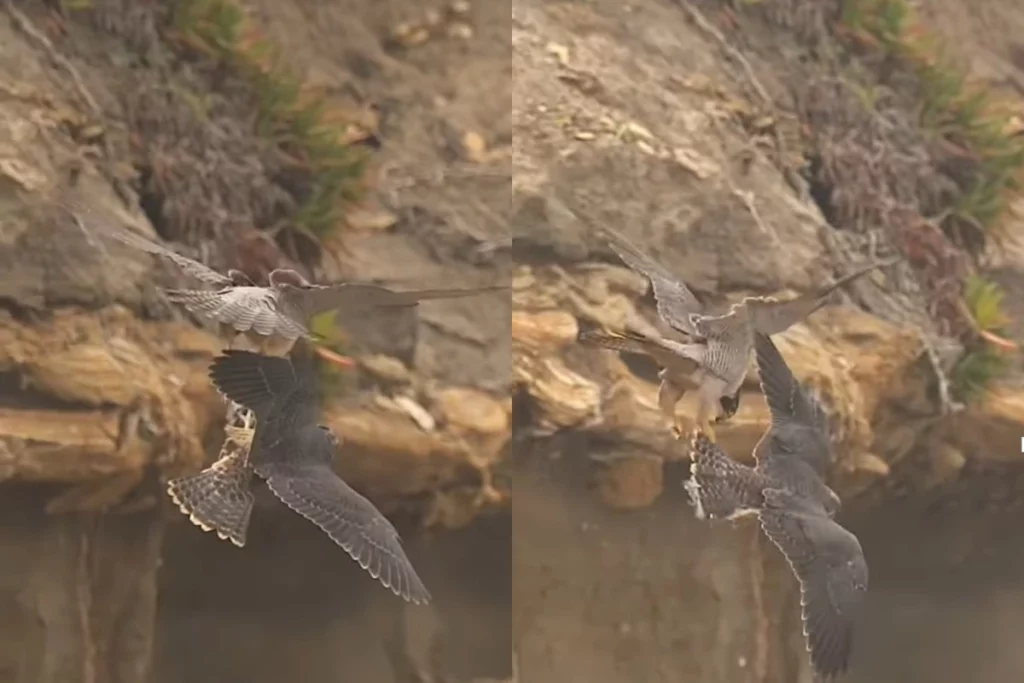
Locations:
577;329;657;356
167;449;255;547
685;431;765;521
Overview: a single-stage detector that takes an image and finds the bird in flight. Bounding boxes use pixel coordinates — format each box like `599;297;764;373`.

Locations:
107;227;503;358
592;226;897;441
685;333;868;680
166;408;257;548
577;327;742;431
208;349;432;604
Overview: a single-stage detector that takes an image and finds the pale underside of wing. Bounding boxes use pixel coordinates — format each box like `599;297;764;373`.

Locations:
108;228;233;286
759;491;867;681
746;258;899;336
283;282;505;319
167;287;312;341
600;226;703;336
256;461;432;605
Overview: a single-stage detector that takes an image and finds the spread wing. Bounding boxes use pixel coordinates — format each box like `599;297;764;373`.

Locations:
601;226;703;336
747;258;900;336
281;282;506;319
753;333;832;478
167;287;311;340
759;490;868;681
107;228;234;287
256;459;432;605
208;350;319;428
754;333;830;436
577;329;701;375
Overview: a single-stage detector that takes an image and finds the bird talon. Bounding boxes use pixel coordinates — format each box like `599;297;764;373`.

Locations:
703;423;717;443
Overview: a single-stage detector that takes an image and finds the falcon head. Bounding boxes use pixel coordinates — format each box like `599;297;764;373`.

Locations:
713;390;742;423
268;268;313;288
317;424;340;448
227;269;255;287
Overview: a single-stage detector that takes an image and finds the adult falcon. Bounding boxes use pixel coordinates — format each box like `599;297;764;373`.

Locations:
584;226;897;441
109;228;501;357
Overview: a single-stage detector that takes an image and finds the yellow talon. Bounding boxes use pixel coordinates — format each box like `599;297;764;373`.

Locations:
703;422;717;443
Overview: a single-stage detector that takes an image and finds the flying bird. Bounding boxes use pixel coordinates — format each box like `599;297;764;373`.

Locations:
165;268;504;357
597;226;897;441
103;228;335;357
166;412;256;548
577;327;742;429
108;226;503;359
208;349;432;605
685;333;868;680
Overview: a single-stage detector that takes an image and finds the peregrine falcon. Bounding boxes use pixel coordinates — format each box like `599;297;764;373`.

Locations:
685;334;868;680
596;226;897;441
208;349;432;605
105;227;316;356
166;407;256;548
166;269;506;358
109;227;503;357
577;327;742;427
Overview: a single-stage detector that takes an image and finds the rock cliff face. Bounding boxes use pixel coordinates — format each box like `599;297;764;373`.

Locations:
1;0;1023;681
511;0;1024;682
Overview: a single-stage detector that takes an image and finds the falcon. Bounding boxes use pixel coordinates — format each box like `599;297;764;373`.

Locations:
103;229;319;358
577;327;742;429
594;226;898;441
165;268;505;357
208;349;432;605
108;228;503;357
684;333;868;680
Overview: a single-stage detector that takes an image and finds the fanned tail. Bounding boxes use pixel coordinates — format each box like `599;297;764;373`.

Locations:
684;431;765;521
167;447;255;547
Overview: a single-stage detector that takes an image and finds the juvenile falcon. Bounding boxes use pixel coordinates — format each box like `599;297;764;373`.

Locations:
208;349;431;605
685;333;868;680
595;226;897;441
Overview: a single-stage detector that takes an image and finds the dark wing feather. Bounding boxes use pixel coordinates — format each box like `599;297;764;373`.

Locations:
753;334;833;478
208;350;319;428
748;258;900;336
107;229;233;286
256;459;432;605
753;334;829;434
601;226;703;336
282;282;505;319
759;490;868;681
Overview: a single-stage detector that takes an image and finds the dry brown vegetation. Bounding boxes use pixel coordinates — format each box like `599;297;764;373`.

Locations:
71;0;371;276
703;0;1021;401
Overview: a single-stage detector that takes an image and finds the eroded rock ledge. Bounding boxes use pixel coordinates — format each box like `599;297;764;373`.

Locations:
512;254;1024;510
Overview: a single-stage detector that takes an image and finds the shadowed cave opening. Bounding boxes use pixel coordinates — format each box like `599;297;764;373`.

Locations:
153;498;512;683
513;443;1024;682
